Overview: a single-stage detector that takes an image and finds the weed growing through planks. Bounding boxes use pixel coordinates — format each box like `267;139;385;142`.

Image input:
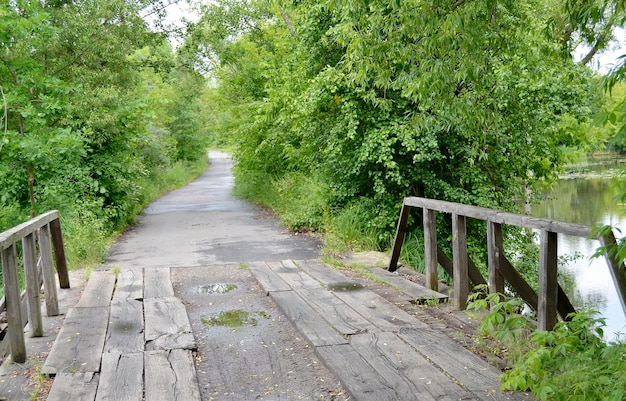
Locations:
29;371;52;401
424;294;441;307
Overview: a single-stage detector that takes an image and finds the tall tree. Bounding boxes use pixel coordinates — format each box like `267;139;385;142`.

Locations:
182;1;599;248
0;0;193;227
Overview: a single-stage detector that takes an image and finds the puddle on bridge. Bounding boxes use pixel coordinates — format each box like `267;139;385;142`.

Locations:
327;281;364;292
197;283;238;294
110;321;140;334
201;309;271;329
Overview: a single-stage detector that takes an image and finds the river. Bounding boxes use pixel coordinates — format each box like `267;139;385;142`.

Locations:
532;156;626;341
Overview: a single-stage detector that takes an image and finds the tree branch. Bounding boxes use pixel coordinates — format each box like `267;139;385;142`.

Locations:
452;0;468;11
278;3;294;34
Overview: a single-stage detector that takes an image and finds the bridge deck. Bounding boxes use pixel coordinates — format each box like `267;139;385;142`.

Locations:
44;267;201;401
250;260;530;401
19;260;529;401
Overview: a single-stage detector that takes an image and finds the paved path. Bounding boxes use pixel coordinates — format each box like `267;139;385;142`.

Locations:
105;151;321;267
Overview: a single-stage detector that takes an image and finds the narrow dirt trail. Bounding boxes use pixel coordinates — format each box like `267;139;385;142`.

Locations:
104;151;348;400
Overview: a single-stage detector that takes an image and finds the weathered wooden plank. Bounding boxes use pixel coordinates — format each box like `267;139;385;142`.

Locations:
600;231;626;317
333;288;422;331
22;233;43;337
265;260;297;274
49;217;70;289
269;291;348;346
1;244;26;363
398;328;532;400
47;372;98;401
366;267;448;303
403;197;593;237
77;271;115;308
423;208;438;290
436;246;487;287
291;286;370;336
104;298;144;354
95;352;143;401
453;214;469;310
40;224;60;316
389;204;411;271
538;230;558;331
297;259;351;283
268;260;322;289
316;343;397;401
42;306;109;375
557;284;576;321
144;267;174;298
487;221;505;294
300;259;423;331
248;261;291;294
499;256;538;312
0;275;31;362
113;268;143;301
144;297;196;351
144;349;201;401
350;332;474;401
0;210;59;250
437;246;454;278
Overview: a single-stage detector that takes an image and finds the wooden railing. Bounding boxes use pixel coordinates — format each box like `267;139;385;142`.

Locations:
0;210;70;363
389;197;626;331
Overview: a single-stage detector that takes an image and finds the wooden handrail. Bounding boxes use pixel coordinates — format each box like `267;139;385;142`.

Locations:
389;197;626;331
0;210;70;363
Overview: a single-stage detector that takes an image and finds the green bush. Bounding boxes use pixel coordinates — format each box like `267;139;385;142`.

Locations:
502;310;626;401
468;290;626;401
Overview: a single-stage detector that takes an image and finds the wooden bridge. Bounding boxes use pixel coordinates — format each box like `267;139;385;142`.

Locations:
389;197;626;331
2;198;625;399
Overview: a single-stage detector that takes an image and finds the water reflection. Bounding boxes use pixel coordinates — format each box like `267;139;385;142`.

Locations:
533;159;626;341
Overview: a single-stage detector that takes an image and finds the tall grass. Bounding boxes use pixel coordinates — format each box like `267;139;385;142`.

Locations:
234;170;330;232
325;200;381;254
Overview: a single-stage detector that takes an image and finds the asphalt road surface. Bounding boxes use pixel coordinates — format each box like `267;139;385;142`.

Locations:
104;151;349;401
106;151;322;267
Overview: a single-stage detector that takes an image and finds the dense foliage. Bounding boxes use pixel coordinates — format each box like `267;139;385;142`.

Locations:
468;291;626;401
1;0;210;267
187;0;600;249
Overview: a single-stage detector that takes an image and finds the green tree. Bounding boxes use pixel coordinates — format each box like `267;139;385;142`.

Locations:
190;0;596;244
1;0;209;230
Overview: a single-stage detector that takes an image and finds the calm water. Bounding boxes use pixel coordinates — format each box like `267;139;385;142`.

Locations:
533;157;626;341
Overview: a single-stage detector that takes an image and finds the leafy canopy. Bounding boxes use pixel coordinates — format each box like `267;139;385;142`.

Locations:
189;0;597;243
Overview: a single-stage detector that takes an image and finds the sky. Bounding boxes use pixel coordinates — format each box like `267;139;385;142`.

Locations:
574;28;626;74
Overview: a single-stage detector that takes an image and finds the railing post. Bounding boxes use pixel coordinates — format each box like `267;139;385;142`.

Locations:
39;224;60;316
1;244;26;363
487;221;505;295
423;208;438;291
600;230;626;316
22;233;43;337
452;214;469;310
389;203;410;272
538;230;558;330
49;217;70;289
